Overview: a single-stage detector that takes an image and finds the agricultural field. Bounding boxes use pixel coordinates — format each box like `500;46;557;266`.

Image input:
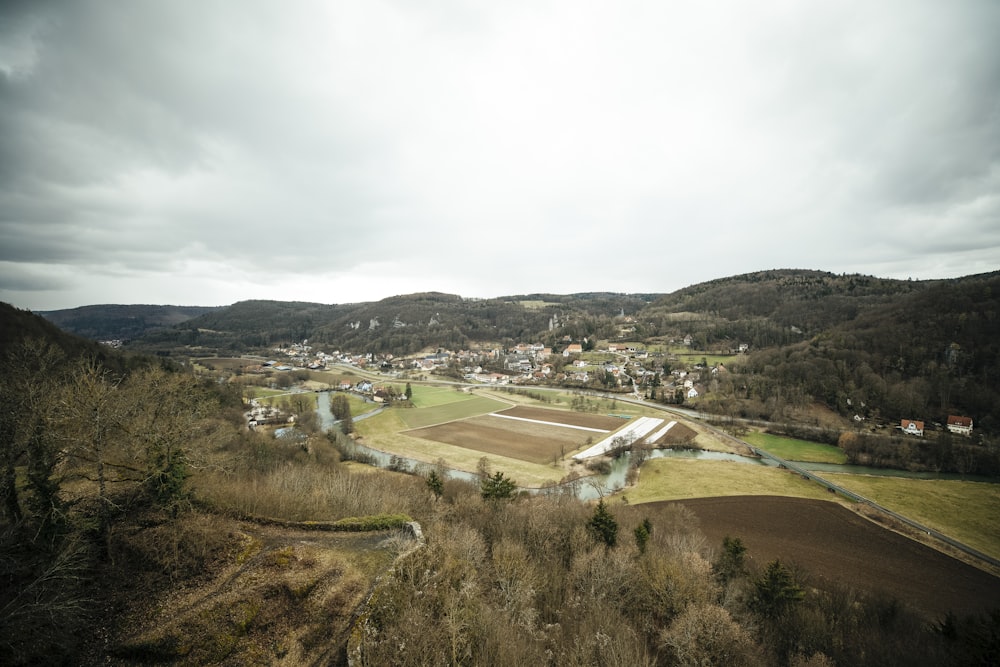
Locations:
621;458;839;505
742;431;848;464
405;406;626;465
358;385;750;482
407;385;477;408
247;386;291;401
646;496;1000;620
822;473;1000;562
395;395;511;429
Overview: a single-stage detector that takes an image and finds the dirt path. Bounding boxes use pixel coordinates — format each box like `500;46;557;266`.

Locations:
646;495;1000;619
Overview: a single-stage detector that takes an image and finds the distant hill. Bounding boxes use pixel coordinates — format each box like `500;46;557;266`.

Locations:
39;304;220;341
127;292;659;355
0;302;128;371
29;270;1000;433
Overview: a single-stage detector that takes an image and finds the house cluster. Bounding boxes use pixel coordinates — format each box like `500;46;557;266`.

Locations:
265;342;403;372
255;335;725;400
337;379;403;403
899;415;974;437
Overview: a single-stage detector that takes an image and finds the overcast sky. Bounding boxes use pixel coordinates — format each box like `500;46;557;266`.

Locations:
2;1;998;311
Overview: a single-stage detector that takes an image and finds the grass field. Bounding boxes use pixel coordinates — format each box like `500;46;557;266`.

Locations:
742;431;848;464
396;395;510;429
621;458;847;505
822;473;1000;561
406;416;586;465
342;393;380;418
355;408;572;487
408;385;476;408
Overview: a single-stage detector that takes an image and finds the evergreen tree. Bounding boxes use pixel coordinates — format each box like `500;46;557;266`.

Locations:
426;470;444;500
480;471;516;500
587;499;618;549
750;559;804;618
633;522;649;554
714;535;748;584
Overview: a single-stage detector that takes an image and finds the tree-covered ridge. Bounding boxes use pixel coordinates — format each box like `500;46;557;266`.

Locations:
717;272;1000;433
645;269;930;333
0;303;133;374
38;304;219;342
25;269;1000;433
120;292;654;355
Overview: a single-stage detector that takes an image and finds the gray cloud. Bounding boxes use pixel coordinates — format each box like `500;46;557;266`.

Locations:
1;1;998;311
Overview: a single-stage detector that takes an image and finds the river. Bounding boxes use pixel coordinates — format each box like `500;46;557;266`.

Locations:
313;392;998;500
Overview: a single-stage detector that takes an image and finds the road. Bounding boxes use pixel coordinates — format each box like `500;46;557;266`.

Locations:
313;369;999;570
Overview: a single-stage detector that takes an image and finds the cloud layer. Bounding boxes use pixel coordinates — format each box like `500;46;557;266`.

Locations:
2;0;998;310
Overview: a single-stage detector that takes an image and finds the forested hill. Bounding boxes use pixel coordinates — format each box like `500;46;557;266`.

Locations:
13;270;1000;429
0;302;126;370
39;303;219;342
129;292;660;355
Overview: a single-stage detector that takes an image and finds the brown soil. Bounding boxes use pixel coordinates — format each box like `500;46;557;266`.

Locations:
650;421;698;445
406;418;585;464
646;495;1000;619
496;405;629;431
405;406;629;464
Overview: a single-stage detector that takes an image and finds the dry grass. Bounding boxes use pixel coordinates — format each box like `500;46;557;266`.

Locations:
193;465;430;522
620;458;843;505
111;518;405;666
823;473;1000;560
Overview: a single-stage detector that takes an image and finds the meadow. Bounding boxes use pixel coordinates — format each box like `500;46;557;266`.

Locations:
621;458;840;505
821;473;1000;561
741;431;848;463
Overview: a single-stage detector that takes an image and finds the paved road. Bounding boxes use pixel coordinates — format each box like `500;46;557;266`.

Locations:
315;372;999;570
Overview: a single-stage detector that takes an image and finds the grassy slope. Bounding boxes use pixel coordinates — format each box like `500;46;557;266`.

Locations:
742;431;848;464
621;458;841;505
396;395;510;429
823;473;1000;560
622;457;1000;562
408;385;476;408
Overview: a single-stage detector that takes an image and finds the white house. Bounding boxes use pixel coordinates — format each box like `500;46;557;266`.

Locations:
947;415;973;436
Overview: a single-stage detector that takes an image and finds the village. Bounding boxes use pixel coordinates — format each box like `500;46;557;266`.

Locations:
233;333;976;444
242;335;724;402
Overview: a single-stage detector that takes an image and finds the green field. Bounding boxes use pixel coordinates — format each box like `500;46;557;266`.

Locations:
824;473;1000;561
622;458;840;505
354;407;570;487
742;431;848;464
342;393;380;417
396;395;510;429
620;456;1000;563
408;385;475;408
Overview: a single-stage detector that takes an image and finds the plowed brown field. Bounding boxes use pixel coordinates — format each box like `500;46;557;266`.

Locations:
404;406;630;464
496;405;629;431
645;495;1000;619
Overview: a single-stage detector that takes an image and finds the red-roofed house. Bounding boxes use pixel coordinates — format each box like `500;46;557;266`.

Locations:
900;419;924;437
947;415;973;436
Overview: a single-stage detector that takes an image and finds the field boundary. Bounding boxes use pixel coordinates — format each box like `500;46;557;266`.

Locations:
487;412;610;433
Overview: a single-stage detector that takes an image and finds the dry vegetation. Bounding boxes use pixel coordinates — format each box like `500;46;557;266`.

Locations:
3;339;999;666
